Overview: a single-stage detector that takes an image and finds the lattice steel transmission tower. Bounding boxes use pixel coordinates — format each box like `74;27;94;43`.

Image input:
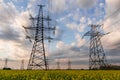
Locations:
23;5;55;70
67;59;71;70
56;60;60;69
4;58;8;68
20;59;24;70
82;24;108;69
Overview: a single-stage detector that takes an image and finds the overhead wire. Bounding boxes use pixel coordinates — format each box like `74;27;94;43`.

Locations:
107;19;120;27
94;0;120;38
47;0;51;69
100;7;120;33
100;7;120;25
103;8;120;23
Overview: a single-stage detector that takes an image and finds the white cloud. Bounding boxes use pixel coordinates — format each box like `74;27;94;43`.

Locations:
66;22;86;32
106;0;120;11
94;7;104;17
27;0;39;8
0;1;32;60
50;33;88;69
0;2;17;24
52;0;66;12
66;22;78;30
103;0;120;42
0;0;3;3
0;40;30;59
105;0;120;19
58;13;72;22
56;41;65;49
15;11;30;27
87;18;92;25
75;34;86;47
80;17;86;23
73;11;80;21
98;0;120;65
76;0;97;8
102;31;120;50
51;0;97;13
54;26;64;39
99;2;105;8
55;33;86;56
0;0;120;69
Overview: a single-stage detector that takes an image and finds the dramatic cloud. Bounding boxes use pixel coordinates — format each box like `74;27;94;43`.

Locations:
0;0;119;69
66;22;78;30
49;33;89;69
0;0;2;2
0;1;31;60
76;0;97;8
52;0;66;12
103;0;120;42
101;0;120;64
0;26;21;41
51;0;97;13
66;17;86;32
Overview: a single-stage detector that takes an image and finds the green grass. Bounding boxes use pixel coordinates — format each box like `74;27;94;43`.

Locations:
0;70;120;80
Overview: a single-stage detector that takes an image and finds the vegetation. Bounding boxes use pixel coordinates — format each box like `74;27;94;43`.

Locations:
3;67;11;70
0;70;120;80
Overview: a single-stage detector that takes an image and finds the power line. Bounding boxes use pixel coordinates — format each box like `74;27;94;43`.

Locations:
100;8;120;25
25;5;55;70
82;24;108;69
99;7;120;32
105;8;120;21
108;19;120;27
103;19;120;32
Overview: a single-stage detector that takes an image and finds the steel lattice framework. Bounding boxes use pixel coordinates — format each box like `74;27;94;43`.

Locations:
4;58;8;69
23;5;55;70
67;59;71;70
83;24;108;69
21;59;24;70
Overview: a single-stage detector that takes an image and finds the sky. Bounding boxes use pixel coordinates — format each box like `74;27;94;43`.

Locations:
0;0;120;69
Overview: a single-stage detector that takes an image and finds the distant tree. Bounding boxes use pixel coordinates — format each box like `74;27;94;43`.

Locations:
3;68;11;70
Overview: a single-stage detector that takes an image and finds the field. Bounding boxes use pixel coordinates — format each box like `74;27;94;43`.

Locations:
0;70;120;80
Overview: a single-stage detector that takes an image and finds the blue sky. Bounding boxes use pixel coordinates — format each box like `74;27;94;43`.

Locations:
0;0;120;69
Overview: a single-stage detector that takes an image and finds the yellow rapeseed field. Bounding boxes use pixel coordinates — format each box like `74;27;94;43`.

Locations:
0;70;120;80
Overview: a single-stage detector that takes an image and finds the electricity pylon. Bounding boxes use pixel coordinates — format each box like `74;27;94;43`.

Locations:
23;5;55;70
67;59;71;70
82;24;108;69
56;60;60;69
20;59;24;70
4;58;8;68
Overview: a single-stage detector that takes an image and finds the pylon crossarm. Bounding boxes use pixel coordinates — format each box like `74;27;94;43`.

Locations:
82;31;91;39
25;4;55;70
82;24;108;70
